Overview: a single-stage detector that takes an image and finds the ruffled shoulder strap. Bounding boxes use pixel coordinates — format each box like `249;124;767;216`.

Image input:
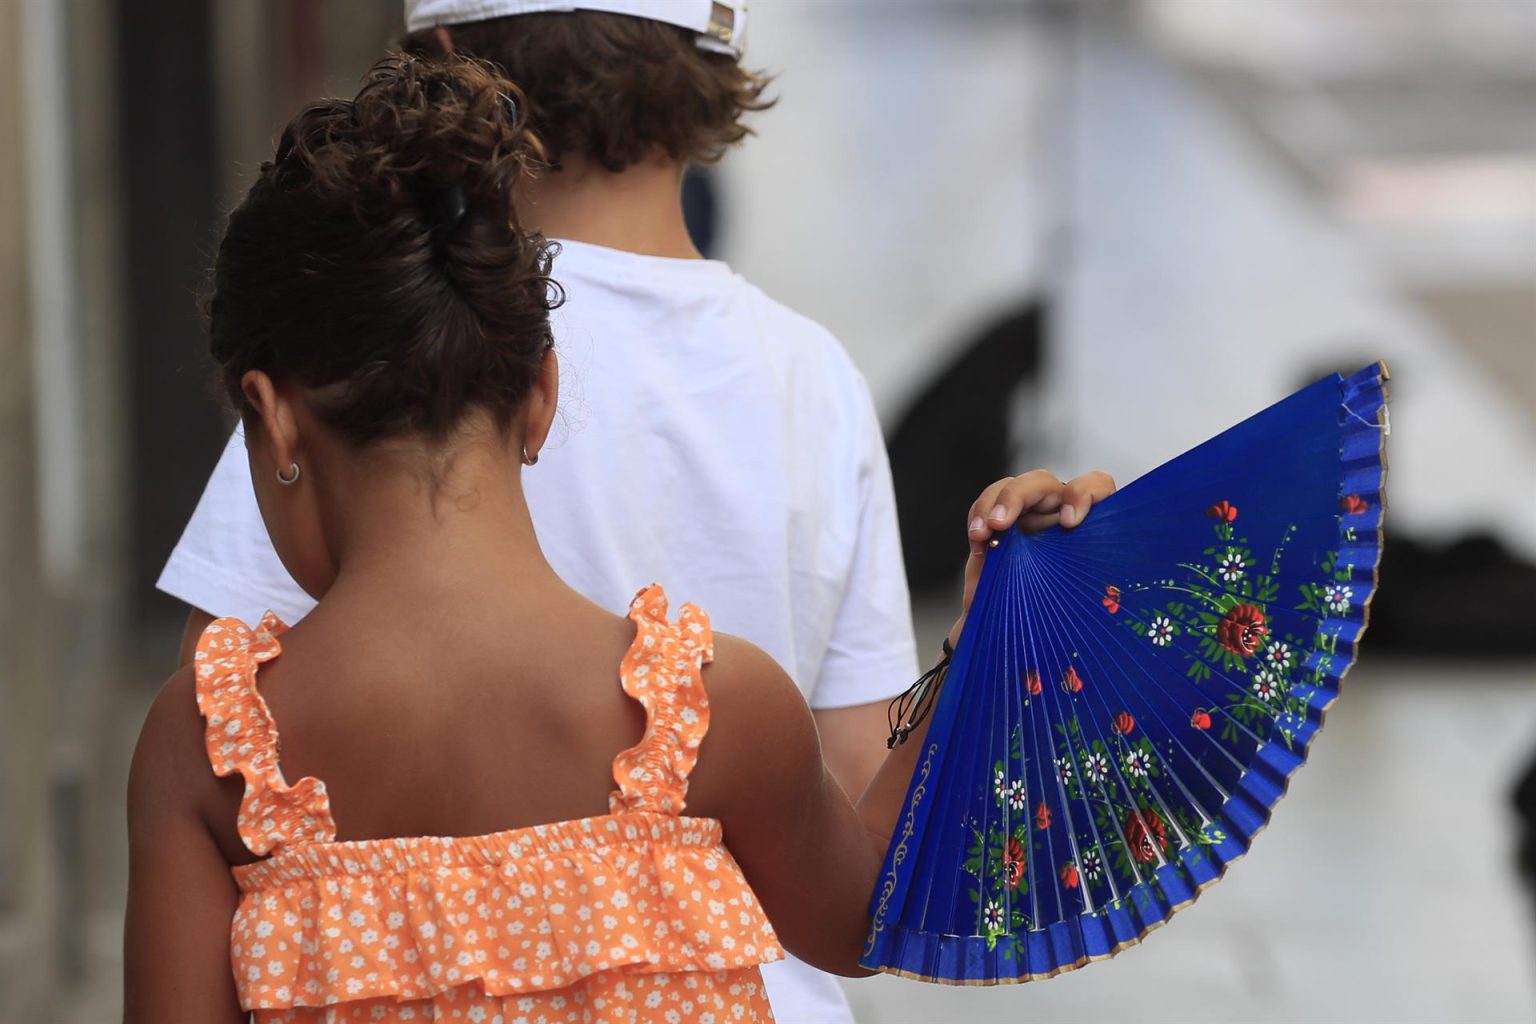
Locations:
609;584;715;816
193;614;336;856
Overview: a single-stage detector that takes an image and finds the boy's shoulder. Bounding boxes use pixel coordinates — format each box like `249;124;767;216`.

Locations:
718;280;879;439
735;276;848;359
553;241;866;381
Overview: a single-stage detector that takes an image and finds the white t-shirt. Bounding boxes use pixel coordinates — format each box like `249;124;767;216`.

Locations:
158;238;919;1023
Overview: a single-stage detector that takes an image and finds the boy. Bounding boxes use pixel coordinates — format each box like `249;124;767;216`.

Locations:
160;3;914;1020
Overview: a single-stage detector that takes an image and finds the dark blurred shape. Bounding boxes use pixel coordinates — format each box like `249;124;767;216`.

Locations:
272;0;330;122
1513;757;1536;880
1510;733;1536;938
1368;534;1536;656
116;0;227;622
888;302;1046;592
682;165;719;258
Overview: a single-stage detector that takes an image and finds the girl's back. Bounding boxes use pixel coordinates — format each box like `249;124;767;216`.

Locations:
237;581;640;853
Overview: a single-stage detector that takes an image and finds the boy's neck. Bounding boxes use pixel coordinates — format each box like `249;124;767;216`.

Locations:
517;151;702;260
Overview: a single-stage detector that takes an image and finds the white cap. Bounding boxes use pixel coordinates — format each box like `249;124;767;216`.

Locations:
404;0;748;58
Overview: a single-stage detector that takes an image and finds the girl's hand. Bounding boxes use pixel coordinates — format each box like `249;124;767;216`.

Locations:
948;470;1117;647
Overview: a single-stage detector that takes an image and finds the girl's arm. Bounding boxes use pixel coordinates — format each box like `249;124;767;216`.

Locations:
692;470;1115;975
123;667;247;1024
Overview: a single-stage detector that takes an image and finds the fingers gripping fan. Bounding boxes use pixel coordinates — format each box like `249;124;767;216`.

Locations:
864;362;1389;983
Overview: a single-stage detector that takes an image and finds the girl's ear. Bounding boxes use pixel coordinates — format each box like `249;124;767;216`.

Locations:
521;347;559;464
240;370;303;474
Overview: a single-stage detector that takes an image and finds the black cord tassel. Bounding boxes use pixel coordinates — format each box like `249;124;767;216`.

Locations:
887;637;955;748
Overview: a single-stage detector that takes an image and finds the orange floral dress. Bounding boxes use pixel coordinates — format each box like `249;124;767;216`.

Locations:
193;585;782;1022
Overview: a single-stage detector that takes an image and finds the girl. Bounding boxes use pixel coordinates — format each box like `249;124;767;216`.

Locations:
124;54;1113;1023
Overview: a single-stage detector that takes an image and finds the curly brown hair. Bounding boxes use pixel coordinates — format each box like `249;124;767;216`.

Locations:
208;52;561;447
404;12;774;172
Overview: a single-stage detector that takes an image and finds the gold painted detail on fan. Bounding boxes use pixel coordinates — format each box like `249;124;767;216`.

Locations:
863;741;938;959
875;864;1228;985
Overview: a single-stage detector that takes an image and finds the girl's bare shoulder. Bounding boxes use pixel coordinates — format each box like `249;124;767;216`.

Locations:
128;664;246;863
686;632;827;819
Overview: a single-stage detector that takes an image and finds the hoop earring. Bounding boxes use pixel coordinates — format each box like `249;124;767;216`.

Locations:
522;448;539;466
276;462;301;485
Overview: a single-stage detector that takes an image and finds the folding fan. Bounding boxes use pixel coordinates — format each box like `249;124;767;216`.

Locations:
865;361;1389;984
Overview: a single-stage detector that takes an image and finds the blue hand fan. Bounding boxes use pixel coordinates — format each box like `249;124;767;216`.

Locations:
864;361;1389;984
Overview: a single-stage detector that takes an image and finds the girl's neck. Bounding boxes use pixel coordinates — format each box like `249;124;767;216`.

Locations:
313;443;558;608
517;151;701;260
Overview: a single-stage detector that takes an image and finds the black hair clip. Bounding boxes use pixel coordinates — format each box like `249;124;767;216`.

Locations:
430;183;468;256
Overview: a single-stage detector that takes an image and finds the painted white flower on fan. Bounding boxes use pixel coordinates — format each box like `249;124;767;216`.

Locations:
983;900;1006;932
1081;751;1110;785
1054;757;1074;782
1081;847;1104;881
1325;585;1353;614
1007;778;1027;813
1123;749;1150;778
1217;550;1245;583
1149;616;1175;647
1251;669;1280;702
1264;642;1292;667
993;769;1008;804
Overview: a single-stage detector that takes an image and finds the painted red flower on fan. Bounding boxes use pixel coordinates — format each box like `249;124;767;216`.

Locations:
1035;802;1051;831
1003;836;1026;889
1061;666;1084;694
1206;499;1238;522
1124;809;1169;864
1215;604;1268;657
1059;863;1080;889
1112;711;1135;736
1025;670;1042;696
1190;710;1213;730
1102;585;1121;614
1341;494;1368;515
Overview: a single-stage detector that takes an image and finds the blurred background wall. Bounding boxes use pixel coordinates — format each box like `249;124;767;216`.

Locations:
0;0;1532;1020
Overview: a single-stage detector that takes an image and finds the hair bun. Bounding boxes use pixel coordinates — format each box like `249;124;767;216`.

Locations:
274;52;542;233
211;52;561;447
